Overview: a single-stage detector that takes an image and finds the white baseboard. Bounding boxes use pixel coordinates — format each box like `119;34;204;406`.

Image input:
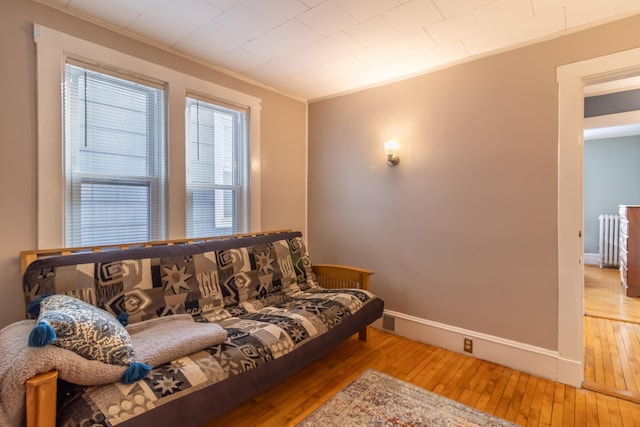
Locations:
371;309;582;387
584;253;599;265
557;356;584;386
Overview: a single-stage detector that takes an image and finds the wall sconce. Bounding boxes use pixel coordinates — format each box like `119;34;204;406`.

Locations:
384;140;400;166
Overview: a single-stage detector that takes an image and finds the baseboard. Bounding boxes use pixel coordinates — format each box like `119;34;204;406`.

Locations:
584;253;599;265
371;309;582;387
557;355;583;387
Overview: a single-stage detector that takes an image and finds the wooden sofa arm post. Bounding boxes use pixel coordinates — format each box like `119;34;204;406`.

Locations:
312;264;375;342
25;370;58;427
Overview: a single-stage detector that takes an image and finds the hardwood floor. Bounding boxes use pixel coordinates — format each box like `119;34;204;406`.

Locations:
584;264;640;324
584;264;640;404
204;327;640;426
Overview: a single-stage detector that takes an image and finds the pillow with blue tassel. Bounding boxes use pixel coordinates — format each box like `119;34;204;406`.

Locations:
27;294;151;384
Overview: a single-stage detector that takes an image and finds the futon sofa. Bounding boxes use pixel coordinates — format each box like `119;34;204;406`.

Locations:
0;230;384;427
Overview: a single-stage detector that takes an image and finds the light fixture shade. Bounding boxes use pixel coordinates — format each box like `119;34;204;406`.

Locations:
384;140;399;155
384;140;400;166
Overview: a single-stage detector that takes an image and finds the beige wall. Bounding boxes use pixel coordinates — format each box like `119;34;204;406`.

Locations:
308;14;640;351
0;0;307;328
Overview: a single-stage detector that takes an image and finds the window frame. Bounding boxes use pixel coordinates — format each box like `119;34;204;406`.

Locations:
34;24;262;248
63;60;168;246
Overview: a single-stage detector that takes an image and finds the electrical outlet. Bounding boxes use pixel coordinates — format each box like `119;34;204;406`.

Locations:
463;338;473;353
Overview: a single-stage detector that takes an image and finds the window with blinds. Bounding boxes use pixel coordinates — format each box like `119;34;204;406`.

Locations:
185;95;249;238
63;60;167;247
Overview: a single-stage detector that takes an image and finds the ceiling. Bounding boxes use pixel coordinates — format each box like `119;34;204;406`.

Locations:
39;0;640;101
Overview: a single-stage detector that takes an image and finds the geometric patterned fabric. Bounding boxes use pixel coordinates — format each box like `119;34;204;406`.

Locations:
23;232;317;325
57;287;377;426
21;231;381;426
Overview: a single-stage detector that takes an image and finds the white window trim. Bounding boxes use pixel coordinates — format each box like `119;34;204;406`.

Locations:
34;24;261;248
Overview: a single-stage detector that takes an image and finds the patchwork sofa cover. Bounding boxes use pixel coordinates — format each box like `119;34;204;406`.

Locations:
17;231;384;427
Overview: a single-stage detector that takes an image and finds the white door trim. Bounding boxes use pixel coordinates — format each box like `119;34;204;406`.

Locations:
557;47;640;387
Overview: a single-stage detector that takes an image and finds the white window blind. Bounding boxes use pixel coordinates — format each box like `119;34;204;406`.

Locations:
185;95;249;238
63;60;167;247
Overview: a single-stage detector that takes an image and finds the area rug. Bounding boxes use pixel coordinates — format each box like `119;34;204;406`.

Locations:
297;369;518;427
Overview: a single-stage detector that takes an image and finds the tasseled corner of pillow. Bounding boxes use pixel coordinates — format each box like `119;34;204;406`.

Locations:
117;312;129;327
28;321;56;347
25;294;52;318
121;362;152;384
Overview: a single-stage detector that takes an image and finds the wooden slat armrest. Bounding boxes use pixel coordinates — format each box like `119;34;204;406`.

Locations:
312;264;374;290
26;370;58;427
312;264;375;276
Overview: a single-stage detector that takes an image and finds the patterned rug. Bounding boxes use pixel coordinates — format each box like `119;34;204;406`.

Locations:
297;369;519;427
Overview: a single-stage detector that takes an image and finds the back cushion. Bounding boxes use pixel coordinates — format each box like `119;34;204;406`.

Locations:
288;235;318;292
216;239;299;306
23;232;315;323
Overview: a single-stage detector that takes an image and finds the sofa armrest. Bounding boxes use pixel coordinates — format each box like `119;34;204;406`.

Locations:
312;264;374;291
312;264;375;342
26;370;58;427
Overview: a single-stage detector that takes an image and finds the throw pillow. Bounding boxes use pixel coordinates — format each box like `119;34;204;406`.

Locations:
27;294;151;384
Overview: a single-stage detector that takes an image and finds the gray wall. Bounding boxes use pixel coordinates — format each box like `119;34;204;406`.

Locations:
308;14;640;351
584;136;640;254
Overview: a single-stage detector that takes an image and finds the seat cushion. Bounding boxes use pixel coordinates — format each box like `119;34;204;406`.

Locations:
56;288;383;427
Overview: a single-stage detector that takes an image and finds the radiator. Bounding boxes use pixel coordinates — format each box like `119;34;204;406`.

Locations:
598;214;620;268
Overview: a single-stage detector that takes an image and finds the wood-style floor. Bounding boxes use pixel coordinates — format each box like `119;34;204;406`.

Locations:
584;264;640;404
205;315;640;425
584;264;640;324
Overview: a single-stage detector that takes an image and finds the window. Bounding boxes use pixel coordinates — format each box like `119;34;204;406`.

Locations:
35;25;261;249
185;96;249;238
63;60;166;246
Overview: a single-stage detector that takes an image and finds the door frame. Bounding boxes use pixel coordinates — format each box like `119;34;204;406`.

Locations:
557;47;640;387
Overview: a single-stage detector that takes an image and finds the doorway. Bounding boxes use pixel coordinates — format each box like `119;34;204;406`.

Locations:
581;80;640;400
557;47;640;388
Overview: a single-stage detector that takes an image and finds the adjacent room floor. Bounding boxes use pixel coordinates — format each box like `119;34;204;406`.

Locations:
584;264;640;404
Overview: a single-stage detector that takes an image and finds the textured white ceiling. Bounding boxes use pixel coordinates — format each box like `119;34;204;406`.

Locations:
39;0;640;101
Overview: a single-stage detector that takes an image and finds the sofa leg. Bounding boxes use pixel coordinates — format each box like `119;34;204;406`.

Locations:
26;370;58;427
358;327;367;342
